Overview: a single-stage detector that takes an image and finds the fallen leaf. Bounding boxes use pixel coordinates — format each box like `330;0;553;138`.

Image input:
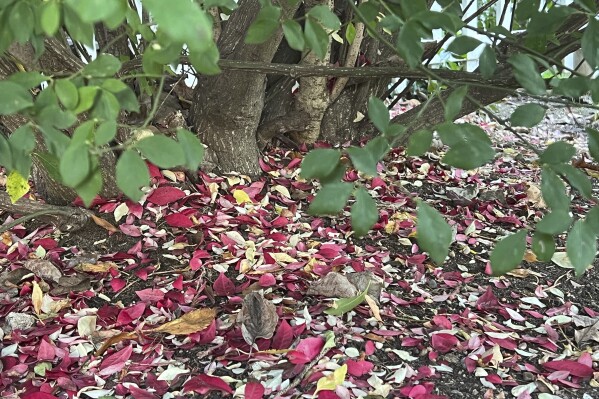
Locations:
542;360;594;378
573;315;599;345
365;294;383;322
526;183;546;208
77;315;97;338
523;250;537;263
90;214;119;233
24;259;62;283
239;291;279;345
325;283;369;316
76;262;118;273
551;252;574;269
6;170;29;203
233;189;252;204
307;272;357;298
94;331;139;357
32;281;43;315
98;344;133;376
315;364;347;394
151;308;216;335
244;381;265;399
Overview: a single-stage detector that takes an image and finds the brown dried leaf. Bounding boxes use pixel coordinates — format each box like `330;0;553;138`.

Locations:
526;183;546;208
150;308;216;335
239;292;278;345
76;262;118;273
24;259;62;283
32;281;43;315
365;294;383;322
523;250;537;263
307;272;358;298
90;214;119;233
94;331;139;357
573;315;599;345
347;272;382;301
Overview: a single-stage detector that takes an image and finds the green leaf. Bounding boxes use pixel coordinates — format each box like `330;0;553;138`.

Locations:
407;129;433;156
60;142;90;188
54;79;79;110
95;120;117;146
300;148;341;179
0;81;34;115
6;170;30;203
368;97;389;133
40;125;70;157
282;20;305;51
541;167;570;211
437;123;495;169
320;162;348;184
479;45;497;79
346;136;389;176
510;104;546;128
417;202;452;264
82;54;122;78
308;5;341;30
351;187;378;237
9;125;35;153
586;128;599;163
536;210;572;235
9;1;34;43
552;163;592;199
308;182;353;215
92;90;120;121
144;0;213;52
64;0;121;23
532;231;555;262
586;205;599;233
345;22;356;44
304;19;328;60
116;150;150;201
135;135;186;169
507;54;546;96
324;284;369;315
40;1;61;36
189;43;221;75
515;0;540;22
74;86;100;114
490;230;527;276
177;128;205;171
32;152;62;183
447;36;481;54
567;220;597;276
444;86;468;121
574;0;597;13
551;76;590;98
62;5;94;46
539;142;575;165
8;72;48;89
245;6;281;44
0;134;12;170
396;20;424;69
75;167;102;207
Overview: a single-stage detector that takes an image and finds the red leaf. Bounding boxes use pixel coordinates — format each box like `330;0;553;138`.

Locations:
346;359;374;377
244;381;265;399
288;337;324;364
136;288;165;302
129;386;159;399
21;393;58;399
476;286;500;311
213;272;235;296
117;303;146;326
110;278;127;292
147;186;186;205
259;273;276;287
432;315;452;330
99;345;133;376
37;339;56;361
272;320;293;349
164;213;195;228
431;333;458;354
365;340;376;356
542;360;594;378
184;374;233;394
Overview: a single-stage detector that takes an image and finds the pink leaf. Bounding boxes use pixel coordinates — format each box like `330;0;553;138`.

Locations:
346;359;374;377
542;360;594;378
476;286;500;311
432;315;452;330
272;320;293;350
244;381;265;399
117;302;146;326
21;393;58;399
364;341;376;356
184;374;233;394
99;345;133;376
213;272;235;296
136;288;165;302
110;278;127;292
147;187;186;205
129;386;159;399
431;333;458;354
37;339;56;361
288;337;324;364
164;213;195;228
259;273;276;287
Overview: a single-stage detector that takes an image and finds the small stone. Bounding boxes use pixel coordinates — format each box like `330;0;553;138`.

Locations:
23;259;62;283
4;312;36;334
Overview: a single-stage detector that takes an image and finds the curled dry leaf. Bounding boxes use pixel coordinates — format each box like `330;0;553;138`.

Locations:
32;281;43;315
239;291;279;345
151;308;216;335
364;294;383;322
526;183;546;208
24;259;62;283
76;262;118;273
307;272;358;298
90;214;119;233
573;315;599;345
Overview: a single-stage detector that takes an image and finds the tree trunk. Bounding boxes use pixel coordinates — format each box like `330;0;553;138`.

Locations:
190;0;300;176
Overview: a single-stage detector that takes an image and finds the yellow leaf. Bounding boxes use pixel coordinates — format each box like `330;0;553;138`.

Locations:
6;171;30;203
365;294;383;322
32;281;43;315
315;364;347;395
150;308;216;335
233;189;252;205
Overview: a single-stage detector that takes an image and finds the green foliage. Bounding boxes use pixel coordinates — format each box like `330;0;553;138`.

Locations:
407;130;433;156
490;230;527;275
532;231;555;262
308;182;353;215
416;202;452;264
134;135;186;169
510;104;546;128
567;220;597;276
436;123;495;169
351;187;379;237
443;86;468;121
300;149;341;180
